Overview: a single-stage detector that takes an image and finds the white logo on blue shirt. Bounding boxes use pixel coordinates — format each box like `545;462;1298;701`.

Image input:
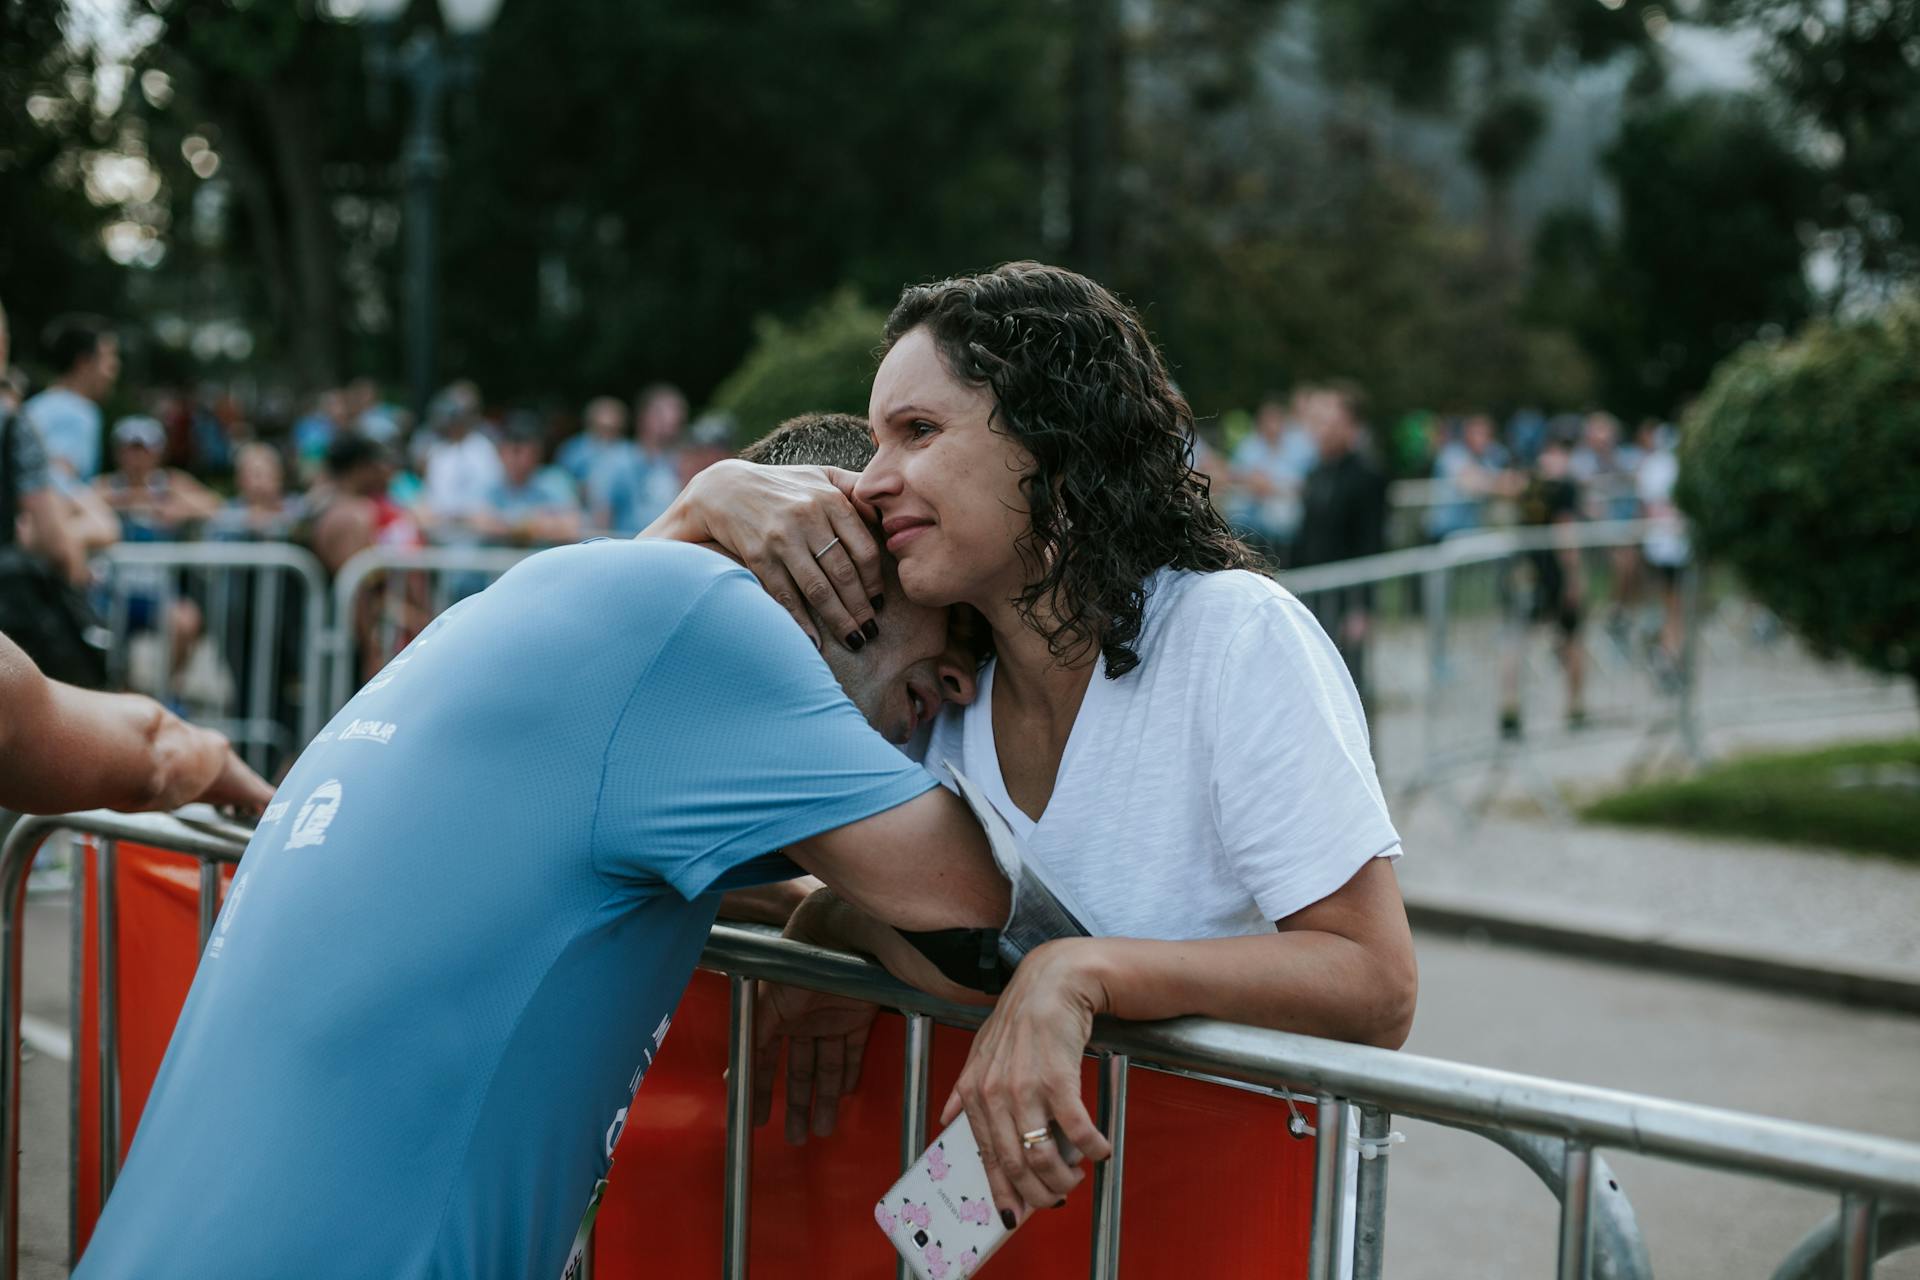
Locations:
287;780;343;850
339;718;398;745
206;871;249;960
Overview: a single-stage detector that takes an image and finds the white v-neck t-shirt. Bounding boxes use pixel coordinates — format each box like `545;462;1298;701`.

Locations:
924;566;1401;939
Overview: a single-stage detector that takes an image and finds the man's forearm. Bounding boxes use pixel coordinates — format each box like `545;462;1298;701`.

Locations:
789;888;993;1007
717;876;822;926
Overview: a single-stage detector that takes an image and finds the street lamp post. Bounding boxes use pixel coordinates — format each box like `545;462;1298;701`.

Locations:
356;0;502;422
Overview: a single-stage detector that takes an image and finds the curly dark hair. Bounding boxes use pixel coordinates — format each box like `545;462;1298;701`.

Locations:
883;261;1256;678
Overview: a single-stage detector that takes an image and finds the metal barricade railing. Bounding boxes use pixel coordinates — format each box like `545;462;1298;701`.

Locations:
6;810;1918;1279
324;544;536;716
97;542;330;776
1278;520;1908;816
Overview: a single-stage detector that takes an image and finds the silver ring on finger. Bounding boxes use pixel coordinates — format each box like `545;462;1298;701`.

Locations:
1020;1127;1053;1150
811;536;841;559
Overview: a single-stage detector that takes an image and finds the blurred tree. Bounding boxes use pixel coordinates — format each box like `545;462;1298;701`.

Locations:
0;0;128;371
1123;157;1592;438
706;289;887;445
126;1;394;391
1528;94;1820;420
1678;297;1920;697
1108;0;1590;433
440;0;1069;409
1702;0;1920;297
1316;0;1658;262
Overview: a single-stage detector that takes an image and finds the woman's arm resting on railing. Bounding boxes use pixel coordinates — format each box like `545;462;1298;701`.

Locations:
943;857;1416;1222
0;631;274;815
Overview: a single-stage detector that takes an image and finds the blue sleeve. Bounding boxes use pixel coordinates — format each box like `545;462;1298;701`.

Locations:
591;565;937;899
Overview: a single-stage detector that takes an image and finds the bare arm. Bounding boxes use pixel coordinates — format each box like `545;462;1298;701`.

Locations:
784;885;994;1006
0;631;274;814
716;875;821;926
61;483;122;552
1022;857;1415;1046
18;489;85;585
162;471;222;523
943;857;1416;1219
783;784;1009;933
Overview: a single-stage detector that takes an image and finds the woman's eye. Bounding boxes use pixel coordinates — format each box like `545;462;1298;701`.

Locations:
909;420;938;440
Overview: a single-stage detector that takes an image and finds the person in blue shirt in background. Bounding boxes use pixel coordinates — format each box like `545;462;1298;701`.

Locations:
22;314;118;483
587;383;687;535
555;395;631;493
77;414;1005;1280
475;413;583;547
1223;393;1317;566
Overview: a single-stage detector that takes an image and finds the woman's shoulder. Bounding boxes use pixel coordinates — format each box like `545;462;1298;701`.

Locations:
1144;566;1303;638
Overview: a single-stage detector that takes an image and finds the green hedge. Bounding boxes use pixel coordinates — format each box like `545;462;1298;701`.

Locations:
706;290;889;448
1678;297;1920;691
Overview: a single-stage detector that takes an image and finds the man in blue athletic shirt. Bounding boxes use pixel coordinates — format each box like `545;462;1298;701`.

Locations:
77;418;1006;1280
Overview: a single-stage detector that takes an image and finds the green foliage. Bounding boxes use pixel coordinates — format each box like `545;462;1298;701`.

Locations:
439;0;1069;407
1702;0;1920;288
1465;91;1547;185
1582;737;1920;860
1529;94;1819;419
706;290;887;446
1677;297;1920;687
0;0;127;365
1125;164;1592;432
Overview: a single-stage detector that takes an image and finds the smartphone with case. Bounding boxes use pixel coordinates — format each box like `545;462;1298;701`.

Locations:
875;1114;1080;1279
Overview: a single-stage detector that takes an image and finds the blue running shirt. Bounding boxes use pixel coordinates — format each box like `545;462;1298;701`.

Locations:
77;540;937;1279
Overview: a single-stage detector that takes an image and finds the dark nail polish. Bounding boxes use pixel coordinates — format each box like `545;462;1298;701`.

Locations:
844;630;865;651
1054;1200;1066;1209
1000;1209;1016;1231
870;595;885;613
861;618;879;640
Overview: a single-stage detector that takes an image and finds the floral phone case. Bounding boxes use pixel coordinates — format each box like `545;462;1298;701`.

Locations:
874;1114;1013;1279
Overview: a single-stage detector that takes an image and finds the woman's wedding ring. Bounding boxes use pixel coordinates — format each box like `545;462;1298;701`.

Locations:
1020;1127;1053;1149
811;536;841;559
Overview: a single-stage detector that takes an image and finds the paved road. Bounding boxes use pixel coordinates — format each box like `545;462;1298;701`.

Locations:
15;883;1918;1278
1391;933;1920;1280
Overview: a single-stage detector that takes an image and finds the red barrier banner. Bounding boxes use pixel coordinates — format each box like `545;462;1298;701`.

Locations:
69;859;1315;1276
596;968;1317;1277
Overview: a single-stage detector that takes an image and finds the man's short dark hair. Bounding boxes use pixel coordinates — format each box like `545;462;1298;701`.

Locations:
42;315;114;377
736;413;874;470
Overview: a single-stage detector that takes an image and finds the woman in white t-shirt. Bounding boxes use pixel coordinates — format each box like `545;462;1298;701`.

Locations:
651;262;1415;1224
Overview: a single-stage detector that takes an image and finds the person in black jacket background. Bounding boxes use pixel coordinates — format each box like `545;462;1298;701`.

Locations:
1292;384;1388;704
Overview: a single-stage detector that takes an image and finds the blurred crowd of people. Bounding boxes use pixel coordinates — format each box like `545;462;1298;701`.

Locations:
3;308;1693;738
3;317;717;581
1203;387;1692;738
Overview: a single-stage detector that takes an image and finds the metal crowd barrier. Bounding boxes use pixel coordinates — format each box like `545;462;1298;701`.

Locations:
98;542;329;776
5;810;1918;1279
1278;520;1905;817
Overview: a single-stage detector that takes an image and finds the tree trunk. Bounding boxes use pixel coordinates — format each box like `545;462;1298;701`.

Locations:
1067;0;1121;279
254;81;340;392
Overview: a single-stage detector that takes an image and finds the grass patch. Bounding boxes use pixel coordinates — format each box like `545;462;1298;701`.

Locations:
1582;738;1920;862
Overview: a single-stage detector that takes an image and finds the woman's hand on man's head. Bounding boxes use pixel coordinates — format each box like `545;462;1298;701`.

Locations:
640;459;885;652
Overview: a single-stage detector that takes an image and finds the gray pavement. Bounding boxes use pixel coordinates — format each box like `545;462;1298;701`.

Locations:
1394;802;1920;983
1391;932;1920;1280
